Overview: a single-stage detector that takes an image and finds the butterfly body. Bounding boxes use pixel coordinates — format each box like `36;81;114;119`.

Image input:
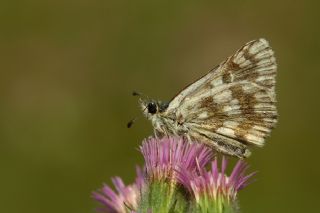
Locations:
140;39;277;158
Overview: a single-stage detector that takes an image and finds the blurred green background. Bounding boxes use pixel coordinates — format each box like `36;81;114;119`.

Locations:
0;0;319;212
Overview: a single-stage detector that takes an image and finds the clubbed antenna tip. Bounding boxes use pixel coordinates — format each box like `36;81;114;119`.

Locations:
132;91;141;96
127;118;137;128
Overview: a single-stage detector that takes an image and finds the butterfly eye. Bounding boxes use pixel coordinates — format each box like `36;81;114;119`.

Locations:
147;102;157;114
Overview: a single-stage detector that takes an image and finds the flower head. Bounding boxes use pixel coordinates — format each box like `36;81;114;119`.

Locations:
93;137;257;213
140;137;214;182
178;157;255;211
92;167;145;213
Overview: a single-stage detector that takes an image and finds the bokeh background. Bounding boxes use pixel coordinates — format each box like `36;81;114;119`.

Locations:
1;0;319;212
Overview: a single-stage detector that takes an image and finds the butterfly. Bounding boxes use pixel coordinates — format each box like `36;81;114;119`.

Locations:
139;38;277;158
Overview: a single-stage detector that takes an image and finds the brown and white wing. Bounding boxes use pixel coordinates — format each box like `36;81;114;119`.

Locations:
166;38;277;157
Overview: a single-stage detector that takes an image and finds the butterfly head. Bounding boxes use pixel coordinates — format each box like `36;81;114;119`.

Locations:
140;99;169;118
140;100;159;117
146;102;158;114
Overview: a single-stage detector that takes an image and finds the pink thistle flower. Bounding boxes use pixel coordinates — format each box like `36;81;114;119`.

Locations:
178;157;255;211
92;167;145;213
140;137;214;183
93;137;256;213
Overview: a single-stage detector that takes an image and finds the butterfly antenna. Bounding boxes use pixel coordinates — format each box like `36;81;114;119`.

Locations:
132;90;150;101
128;91;149;128
132;91;141;96
127;117;138;128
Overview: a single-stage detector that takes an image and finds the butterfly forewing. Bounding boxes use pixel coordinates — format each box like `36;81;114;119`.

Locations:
163;38;277;158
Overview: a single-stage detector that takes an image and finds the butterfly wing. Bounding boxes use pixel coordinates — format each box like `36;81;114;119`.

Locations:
164;38;277;157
